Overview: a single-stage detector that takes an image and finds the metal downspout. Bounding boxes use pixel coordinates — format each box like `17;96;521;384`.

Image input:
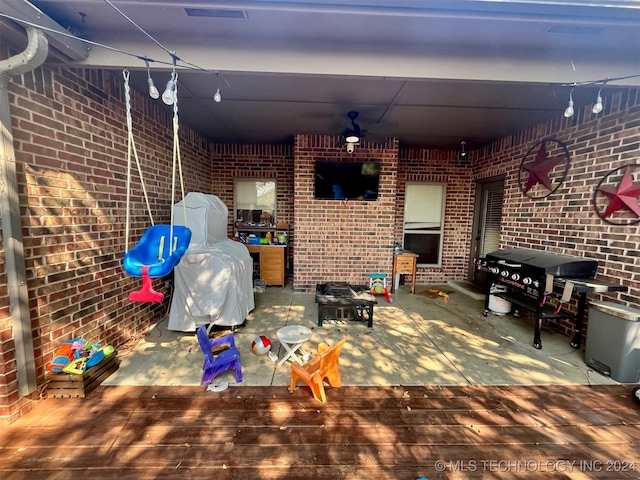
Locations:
0;27;48;397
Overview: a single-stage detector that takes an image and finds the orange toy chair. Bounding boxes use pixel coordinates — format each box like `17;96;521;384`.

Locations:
289;338;345;404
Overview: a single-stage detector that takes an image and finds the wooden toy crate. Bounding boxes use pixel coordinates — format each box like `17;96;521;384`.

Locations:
45;352;119;398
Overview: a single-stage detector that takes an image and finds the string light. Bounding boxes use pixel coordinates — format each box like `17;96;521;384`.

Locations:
143;58;159;99
592;81;607;114
162;55;178;106
162;76;176;105
556;75;638;119
0;10;227;104
563;88;575;118
214;73;222;102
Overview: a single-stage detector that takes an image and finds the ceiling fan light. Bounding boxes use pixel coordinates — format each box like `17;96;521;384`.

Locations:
344;128;360;143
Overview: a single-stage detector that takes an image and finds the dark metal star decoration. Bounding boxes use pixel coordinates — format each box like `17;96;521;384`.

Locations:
518;139;570;199
522;142;565;192
598;166;640;218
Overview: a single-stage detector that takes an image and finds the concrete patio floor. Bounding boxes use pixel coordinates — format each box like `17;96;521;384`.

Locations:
103;283;617;389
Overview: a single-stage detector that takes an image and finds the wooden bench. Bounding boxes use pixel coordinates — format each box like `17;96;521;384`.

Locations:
288;339;345;403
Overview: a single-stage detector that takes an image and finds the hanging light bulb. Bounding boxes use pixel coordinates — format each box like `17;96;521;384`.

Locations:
564;89;574;118
592;93;603;114
213;72;222;102
162;54;179;106
162;77;176;105
148;78;159;99
144;58;159;99
592;83;606;114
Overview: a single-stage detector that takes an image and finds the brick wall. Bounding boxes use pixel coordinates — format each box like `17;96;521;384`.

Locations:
210;137;475;292
473;89;640;339
398;149;475;285
0;62;212;423
293;135;399;291
210;144;294;233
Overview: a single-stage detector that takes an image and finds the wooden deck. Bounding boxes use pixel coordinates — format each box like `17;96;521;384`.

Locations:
1;384;639;479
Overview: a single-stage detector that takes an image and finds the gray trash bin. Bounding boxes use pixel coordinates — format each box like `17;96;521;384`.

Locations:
584;301;640;383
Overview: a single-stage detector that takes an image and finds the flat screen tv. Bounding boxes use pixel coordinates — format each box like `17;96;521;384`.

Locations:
314;160;380;200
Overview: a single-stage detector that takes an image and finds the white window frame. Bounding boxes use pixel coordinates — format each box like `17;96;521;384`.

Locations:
234;179;277;224
403;182;446;266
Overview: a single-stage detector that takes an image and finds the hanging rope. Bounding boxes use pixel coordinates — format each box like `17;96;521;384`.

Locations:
123;69;155;251
166;66;190;256
171;74;188;219
169;70;178;253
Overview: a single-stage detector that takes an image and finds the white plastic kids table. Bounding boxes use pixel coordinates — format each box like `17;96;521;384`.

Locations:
276;324;312;366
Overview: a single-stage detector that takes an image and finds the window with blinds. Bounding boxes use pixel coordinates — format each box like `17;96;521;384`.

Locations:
234;179;276;224
403;183;446;265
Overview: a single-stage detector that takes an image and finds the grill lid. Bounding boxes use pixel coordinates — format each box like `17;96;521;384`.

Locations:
486;248;598;278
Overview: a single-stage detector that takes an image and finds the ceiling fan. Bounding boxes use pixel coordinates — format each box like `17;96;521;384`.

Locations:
338;111;367;150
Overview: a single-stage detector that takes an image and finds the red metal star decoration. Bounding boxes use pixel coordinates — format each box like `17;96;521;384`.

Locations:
522;142;566;193
598;166;640;218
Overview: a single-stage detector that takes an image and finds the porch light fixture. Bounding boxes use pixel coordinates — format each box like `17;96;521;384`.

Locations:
459;140;467;160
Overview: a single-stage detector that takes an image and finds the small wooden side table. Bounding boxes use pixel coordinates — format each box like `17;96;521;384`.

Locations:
391;250;418;294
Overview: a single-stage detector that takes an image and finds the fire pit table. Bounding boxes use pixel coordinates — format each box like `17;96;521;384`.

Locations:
315;282;376;328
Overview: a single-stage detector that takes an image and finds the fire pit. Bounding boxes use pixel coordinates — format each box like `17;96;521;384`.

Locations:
315;282;376;327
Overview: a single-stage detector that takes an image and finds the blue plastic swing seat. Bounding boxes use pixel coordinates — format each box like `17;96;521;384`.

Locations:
123;224;192;278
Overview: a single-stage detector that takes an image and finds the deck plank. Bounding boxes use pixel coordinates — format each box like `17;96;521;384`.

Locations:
1;385;638;479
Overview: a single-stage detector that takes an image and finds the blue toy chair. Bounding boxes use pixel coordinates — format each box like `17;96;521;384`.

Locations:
123;224;191;302
196;325;243;386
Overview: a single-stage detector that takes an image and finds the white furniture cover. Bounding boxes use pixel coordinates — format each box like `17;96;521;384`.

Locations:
168;193;255;331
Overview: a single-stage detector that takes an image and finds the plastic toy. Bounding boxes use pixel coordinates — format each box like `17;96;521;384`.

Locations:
58;340;113;375
369;273;392;303
120;69;191;304
86;345;115;368
252;335;271;355
289;339;346;404
123;225;192;302
197;326;242;386
46;339;78;373
437;290;449;302
63;357;88;375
